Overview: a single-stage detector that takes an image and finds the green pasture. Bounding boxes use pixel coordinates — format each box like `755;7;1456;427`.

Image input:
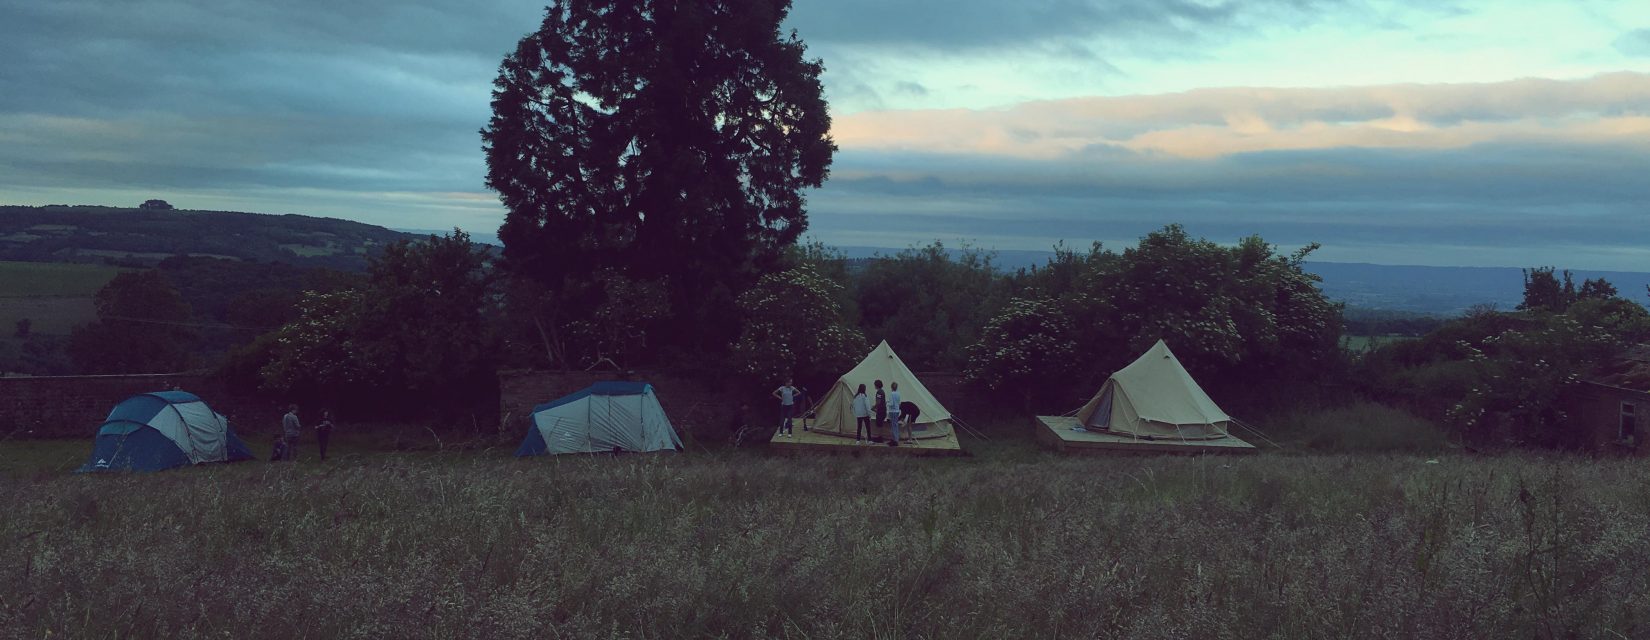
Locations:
0;261;125;335
0;260;123;298
1343;333;1418;352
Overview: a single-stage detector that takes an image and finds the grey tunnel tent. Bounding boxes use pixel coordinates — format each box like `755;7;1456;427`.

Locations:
515;382;683;456
78;390;255;472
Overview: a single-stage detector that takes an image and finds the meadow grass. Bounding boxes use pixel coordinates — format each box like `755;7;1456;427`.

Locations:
4;430;1650;639
1259;402;1450;454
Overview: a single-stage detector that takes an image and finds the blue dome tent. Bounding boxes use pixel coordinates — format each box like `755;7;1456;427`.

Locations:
78;391;254;472
516;382;683;456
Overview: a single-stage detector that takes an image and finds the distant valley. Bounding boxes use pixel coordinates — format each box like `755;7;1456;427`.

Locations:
835;246;1650;316
2;206;1645;317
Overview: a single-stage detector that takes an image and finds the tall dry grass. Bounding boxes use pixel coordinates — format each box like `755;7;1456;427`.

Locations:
3;446;1649;638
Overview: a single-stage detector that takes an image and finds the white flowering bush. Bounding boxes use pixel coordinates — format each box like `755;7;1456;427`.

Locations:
732;265;866;383
964;297;1078;405
1364;295;1649;447
260;289;380;400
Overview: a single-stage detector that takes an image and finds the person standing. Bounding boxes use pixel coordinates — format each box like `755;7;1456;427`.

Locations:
281;404;302;461
852;384;872;445
314;410;335;461
872;380;887;442
796;385;812;431
772;378;799;437
887;382;903;447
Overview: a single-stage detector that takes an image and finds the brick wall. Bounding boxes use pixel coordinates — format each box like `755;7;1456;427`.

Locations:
0;373;280;439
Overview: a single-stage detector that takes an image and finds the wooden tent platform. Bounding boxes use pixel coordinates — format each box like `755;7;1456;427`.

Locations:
768;427;965;457
1034;415;1256;454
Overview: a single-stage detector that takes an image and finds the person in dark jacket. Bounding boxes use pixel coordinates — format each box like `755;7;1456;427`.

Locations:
314;410;336;461
899;400;921;444
872;380;887;440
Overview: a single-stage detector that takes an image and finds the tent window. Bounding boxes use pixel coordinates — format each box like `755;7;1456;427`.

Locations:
1623;402;1638;444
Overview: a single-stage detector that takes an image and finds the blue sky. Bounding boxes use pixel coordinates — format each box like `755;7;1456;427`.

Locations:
2;0;1648;268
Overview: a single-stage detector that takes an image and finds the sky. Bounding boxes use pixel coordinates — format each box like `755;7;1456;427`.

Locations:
2;0;1648;269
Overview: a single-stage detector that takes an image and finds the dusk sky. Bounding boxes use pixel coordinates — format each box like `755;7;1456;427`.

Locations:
3;0;1648;269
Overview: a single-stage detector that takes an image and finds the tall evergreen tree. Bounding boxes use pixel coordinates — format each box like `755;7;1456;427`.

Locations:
482;0;835;355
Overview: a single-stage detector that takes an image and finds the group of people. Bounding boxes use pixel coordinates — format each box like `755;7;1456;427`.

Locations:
272;404;337;462
772;378;921;447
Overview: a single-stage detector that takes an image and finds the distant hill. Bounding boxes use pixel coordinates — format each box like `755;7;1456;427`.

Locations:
4;207;1643;316
0;205;415;271
394;228;502;247
1304;263;1650;315
834;245;1650;316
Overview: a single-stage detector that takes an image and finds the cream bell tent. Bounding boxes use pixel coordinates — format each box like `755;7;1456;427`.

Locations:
1076;339;1232;440
809;341;955;440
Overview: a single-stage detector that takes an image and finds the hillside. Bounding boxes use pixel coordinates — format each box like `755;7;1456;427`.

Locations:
0;205;415;271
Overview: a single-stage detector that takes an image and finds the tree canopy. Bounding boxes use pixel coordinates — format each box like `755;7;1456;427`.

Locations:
257;231;497;417
483;0;835;357
1362;273;1650;447
731;264;866;385
68;270;195;373
967;226;1344;411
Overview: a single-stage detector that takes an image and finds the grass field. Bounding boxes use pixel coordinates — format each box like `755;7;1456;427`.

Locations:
0;260;125;335
4;430;1648;639
0;260;124;298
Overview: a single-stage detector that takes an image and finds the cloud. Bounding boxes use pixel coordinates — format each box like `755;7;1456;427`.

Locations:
0;0;542;232
804;117;1650;269
2;0;1645;270
785;0;1391;54
833;73;1650;159
1617;29;1650;57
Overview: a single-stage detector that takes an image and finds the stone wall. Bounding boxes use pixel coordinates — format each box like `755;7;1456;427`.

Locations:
0;373;280;439
3;368;1012;442
498;369;1005;443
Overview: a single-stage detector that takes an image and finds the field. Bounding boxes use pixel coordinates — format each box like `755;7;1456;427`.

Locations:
1343;334;1418;352
0;260;124;335
4;430;1649;639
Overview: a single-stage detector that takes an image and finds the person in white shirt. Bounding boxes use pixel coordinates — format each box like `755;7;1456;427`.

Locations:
281;404;302;461
851;384;871;444
887;382;903;447
771;378;799;437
